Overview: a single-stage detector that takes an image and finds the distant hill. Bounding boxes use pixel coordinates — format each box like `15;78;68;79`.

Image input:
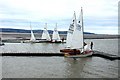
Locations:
0;28;94;34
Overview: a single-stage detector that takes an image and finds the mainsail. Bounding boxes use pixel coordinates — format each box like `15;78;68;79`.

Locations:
68;8;83;49
30;22;36;41
79;7;84;49
75;7;84;49
41;23;51;41
52;23;61;41
66;12;76;48
60;7;92;55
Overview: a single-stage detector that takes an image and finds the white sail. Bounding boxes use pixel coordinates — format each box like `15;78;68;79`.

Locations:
71;8;84;49
66;12;76;48
30;23;36;41
41;23;51;41
52;23;61;41
41;29;46;39
78;7;84;49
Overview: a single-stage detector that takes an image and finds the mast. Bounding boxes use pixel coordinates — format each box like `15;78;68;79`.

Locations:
56;23;57;29
78;7;84;49
73;11;77;31
81;7;84;49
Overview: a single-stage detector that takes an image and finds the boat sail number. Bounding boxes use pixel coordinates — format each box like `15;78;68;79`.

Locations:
77;24;81;31
69;24;74;34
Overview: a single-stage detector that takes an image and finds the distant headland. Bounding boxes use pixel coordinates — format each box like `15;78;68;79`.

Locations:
0;28;94;34
0;28;119;43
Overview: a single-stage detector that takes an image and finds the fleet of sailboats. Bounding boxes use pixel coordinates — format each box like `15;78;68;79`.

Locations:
2;7;93;58
23;22;63;43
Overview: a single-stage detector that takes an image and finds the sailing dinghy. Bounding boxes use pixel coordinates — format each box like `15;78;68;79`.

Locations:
51;23;62;43
23;22;38;43
60;7;93;58
40;23;51;42
30;25;35;41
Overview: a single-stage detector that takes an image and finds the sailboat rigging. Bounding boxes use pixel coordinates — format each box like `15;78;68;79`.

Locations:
23;22;38;43
60;7;93;58
41;23;51;41
66;12;75;48
30;22;36;42
51;23;62;43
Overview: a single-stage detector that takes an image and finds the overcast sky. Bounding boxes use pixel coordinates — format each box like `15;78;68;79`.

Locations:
0;0;118;34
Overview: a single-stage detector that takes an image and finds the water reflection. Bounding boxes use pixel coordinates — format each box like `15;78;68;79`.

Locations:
64;57;92;78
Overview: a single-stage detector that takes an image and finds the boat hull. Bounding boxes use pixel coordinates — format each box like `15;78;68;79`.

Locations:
23;40;51;43
0;43;5;46
50;41;66;43
23;41;39;43
60;49;80;53
64;51;93;58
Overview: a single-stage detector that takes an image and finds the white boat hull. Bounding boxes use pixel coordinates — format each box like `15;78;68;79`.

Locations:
64;51;93;58
23;40;39;43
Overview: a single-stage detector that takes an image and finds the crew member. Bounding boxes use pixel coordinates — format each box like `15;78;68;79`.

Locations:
61;37;64;42
84;42;87;46
90;42;93;50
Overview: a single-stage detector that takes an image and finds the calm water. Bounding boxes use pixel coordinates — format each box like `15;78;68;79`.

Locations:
0;39;119;78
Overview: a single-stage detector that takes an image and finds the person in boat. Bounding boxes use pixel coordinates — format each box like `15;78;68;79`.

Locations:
61;37;64;42
84;42;87;46
90;42;93;50
83;42;92;54
55;40;57;42
0;37;4;46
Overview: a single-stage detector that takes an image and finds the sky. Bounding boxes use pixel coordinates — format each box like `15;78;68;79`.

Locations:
0;0;118;34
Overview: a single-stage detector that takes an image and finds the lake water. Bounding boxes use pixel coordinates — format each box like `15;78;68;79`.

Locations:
0;39;119;78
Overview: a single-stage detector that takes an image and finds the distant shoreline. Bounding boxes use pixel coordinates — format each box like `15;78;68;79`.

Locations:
1;32;119;43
